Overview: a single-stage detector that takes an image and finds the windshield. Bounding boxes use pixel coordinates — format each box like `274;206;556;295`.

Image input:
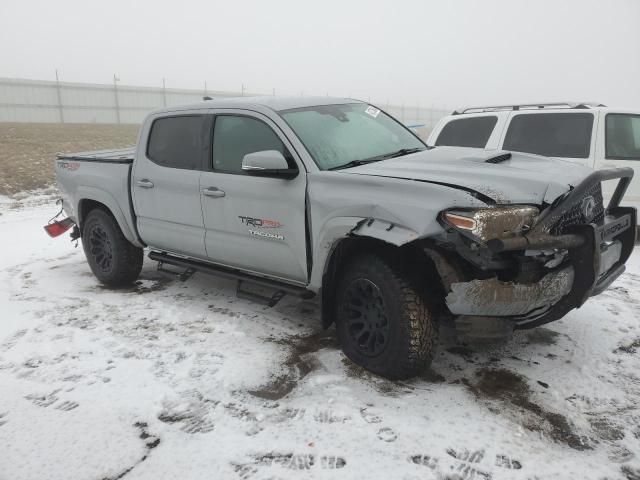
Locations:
280;103;425;170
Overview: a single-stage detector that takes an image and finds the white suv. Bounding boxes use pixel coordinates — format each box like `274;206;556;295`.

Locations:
428;102;640;227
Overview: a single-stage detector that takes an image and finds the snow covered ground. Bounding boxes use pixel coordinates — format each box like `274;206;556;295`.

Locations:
1;196;639;480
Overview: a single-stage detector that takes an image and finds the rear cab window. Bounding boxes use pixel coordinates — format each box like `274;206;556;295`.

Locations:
147;115;209;169
606;113;640;161
435;116;498;148
503;112;594;158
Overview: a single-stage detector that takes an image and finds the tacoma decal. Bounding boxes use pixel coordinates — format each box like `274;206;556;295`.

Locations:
249;230;284;240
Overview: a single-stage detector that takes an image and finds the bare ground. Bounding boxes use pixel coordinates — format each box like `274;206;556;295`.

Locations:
0;123;139;196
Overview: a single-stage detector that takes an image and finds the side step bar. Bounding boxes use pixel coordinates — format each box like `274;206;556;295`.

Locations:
148;251;315;305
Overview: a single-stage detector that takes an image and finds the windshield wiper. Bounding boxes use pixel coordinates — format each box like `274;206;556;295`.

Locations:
378;147;425;159
328;148;425;171
328;158;385;171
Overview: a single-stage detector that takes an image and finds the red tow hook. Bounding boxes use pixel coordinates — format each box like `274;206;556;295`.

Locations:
44;217;75;238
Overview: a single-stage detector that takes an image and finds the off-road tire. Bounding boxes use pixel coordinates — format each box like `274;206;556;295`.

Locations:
82;209;143;286
335;253;438;379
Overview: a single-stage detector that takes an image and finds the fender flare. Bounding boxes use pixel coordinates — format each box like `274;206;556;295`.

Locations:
309;216;420;291
76;186;143;248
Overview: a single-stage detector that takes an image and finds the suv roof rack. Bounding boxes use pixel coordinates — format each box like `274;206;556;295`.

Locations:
452;101;606;115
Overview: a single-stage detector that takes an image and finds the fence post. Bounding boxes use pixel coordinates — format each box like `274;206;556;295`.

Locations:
55;69;64;123
113;74;121;124
162;78;167;107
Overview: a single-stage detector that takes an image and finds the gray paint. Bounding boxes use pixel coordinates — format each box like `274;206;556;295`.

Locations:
56;97;595;296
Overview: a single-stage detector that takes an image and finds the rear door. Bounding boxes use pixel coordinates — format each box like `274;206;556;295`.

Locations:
594;112;640;209
132;113;211;258
199;110;308;283
499;111;597;167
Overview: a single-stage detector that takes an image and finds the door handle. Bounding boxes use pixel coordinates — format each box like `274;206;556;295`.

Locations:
201;187;226;198
136;179;154;188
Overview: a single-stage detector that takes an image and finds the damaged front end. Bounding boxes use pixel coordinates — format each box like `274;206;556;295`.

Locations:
431;168;636;340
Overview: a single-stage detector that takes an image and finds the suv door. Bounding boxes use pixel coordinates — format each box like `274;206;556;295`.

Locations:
500;111;597;167
595;112;640;210
199;111;308;283
132;113;211;259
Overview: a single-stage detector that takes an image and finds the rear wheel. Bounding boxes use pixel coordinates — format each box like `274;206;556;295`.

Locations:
335;253;438;379
82;209;143;286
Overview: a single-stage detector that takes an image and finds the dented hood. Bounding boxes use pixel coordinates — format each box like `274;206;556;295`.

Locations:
344;147;593;204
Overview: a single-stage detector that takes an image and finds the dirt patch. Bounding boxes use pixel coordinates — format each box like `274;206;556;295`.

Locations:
614;338;640;354
248;332;339;400
0;122;139;196
100;277;172;294
521;327;561;346
466;368;592;451
589;417;625;441
341;359;445;395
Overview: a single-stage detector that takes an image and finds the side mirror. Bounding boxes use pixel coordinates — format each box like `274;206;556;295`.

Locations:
241;150;298;179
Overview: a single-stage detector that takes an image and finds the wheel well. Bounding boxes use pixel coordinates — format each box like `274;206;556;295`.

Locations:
320;236;446;329
78;199;111;231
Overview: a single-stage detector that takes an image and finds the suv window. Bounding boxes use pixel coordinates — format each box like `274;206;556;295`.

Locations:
606;114;640;161
435;116;497;148
503;113;594;158
212;115;287;174
147;115;207;169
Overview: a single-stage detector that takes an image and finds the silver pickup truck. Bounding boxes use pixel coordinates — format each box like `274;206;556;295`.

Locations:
50;96;636;379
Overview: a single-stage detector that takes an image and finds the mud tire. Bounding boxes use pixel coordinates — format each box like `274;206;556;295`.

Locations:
335;253;438;379
82;209;143;286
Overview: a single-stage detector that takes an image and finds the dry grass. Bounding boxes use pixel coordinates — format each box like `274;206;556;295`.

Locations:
0;123;140;196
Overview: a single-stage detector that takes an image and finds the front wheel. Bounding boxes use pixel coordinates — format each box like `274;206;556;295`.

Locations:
335;253;438;380
82;209;143;287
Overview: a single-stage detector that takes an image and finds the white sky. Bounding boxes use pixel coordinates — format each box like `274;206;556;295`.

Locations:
1;0;639;109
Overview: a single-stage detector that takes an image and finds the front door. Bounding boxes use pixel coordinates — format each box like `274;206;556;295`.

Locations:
132;114;210;259
199;111;308;283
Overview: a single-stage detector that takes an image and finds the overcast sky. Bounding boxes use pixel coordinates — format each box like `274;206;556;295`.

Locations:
1;0;639;109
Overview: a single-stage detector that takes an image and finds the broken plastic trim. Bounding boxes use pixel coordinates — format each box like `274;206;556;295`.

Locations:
445;266;575;318
44;217;75;238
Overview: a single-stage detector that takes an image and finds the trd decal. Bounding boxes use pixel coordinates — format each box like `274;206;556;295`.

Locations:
58;161;80;171
238;216;283;228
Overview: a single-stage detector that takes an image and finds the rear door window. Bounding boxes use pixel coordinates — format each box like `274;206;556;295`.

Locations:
435;116;498;148
606;114;640;161
503;112;594;158
147;115;208;169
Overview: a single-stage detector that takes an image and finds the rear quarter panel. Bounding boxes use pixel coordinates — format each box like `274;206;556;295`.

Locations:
55;159;142;247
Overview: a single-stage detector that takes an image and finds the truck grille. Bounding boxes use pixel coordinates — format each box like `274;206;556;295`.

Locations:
551;182;605;235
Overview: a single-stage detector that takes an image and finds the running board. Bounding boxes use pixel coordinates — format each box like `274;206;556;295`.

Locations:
149;251;315;305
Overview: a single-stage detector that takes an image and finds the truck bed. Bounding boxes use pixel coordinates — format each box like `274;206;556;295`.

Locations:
56;146;141;246
57;147;135;164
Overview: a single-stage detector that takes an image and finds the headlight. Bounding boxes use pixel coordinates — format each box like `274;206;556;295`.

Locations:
441;206;539;242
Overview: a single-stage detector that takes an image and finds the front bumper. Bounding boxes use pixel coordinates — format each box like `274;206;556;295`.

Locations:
445;168;636;330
